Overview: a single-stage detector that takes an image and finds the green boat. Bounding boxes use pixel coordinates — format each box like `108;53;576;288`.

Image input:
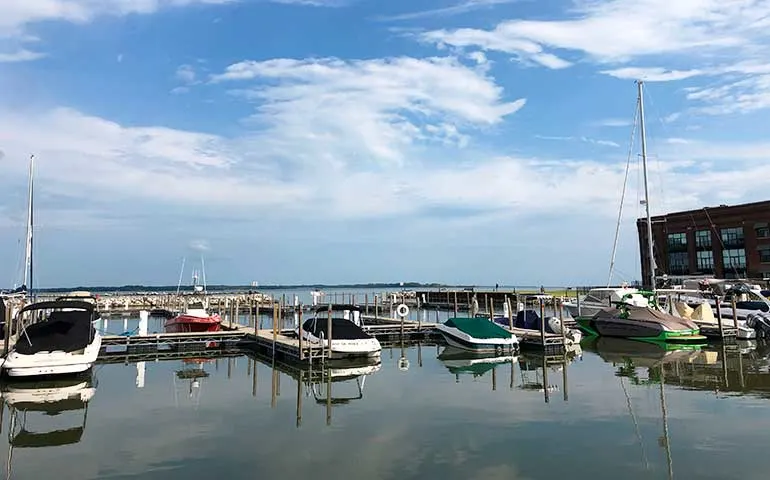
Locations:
576;302;707;344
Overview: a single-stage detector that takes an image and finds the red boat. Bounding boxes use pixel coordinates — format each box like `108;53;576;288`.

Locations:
165;301;222;333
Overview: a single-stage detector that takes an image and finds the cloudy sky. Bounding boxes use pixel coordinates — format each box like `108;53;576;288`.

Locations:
1;0;769;288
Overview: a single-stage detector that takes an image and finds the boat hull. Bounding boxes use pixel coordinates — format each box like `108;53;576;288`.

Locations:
3;333;102;378
299;330;382;359
575;316;704;343
435;324;518;354
165;314;222;333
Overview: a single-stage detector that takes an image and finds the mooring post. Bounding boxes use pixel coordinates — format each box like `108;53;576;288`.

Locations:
327;304;333;361
715;296;725;338
235;299;240;327
272;302;278;355
542;353;550;404
506;296;513;331
731;296;739;329
539;299;546;347
326;366;332;426
453;293;458;317
562;348;569;402
488;297;494;322
2;298;11;356
559;299;566;346
298;308;304;361
576;286;581;317
374;295;378;319
365;294;369;315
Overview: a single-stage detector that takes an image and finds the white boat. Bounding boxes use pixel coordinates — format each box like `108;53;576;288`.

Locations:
563;286;650;318
2;300;102;377
660;288;757;339
297;305;381;359
436;316;518;354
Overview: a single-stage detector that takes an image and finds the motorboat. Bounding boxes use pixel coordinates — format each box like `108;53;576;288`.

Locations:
435;316;518;354
663;291;757;339
563;286;649;318
575;303;706;345
2;300;102;377
165;298;222;333
297;305;381;359
490;310;582;344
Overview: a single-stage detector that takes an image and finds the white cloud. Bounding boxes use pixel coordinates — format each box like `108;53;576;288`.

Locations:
189;239;210;251
175;64;197;83
0;48;45;63
211;56;525;165
666;137;691;145
592;118;633;128
375;0;519;22
535;135;620;148
0;0;236;61
600;67;704;82
420;0;770;114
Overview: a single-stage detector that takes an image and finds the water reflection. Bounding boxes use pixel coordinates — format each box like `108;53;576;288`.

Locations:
1;372;96;479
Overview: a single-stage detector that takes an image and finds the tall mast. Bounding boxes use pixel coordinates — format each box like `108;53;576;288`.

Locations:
637;81;655;289
23;154;34;299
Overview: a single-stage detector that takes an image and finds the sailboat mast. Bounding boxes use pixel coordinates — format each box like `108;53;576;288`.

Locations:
23;154;34;299
637;81;655;290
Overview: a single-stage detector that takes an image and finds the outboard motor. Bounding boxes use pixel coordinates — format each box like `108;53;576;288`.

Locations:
746;312;770;339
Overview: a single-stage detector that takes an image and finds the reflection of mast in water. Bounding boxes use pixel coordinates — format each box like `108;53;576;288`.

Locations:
2;373;96;480
659;366;673;480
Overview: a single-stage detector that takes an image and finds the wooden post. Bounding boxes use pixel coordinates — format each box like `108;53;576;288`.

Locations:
298;308;304;361
235;299;240;327
327;304;333;361
352;294;356;306
539;299;546;347
488;297;494;322
326;366;332;426
559;299;566;346
453;293;458;317
272;302;278;354
3;298;11;356
731;296;739;329
374;295;378;319
542;353;550;404
715;296;725;338
365;294;369;315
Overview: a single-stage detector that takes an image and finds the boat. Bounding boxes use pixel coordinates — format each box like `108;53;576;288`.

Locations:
576;302;705;344
2;300;102;377
297;305;381;359
563;286;649;318
435;316;518;354
164;299;222;333
490;309;582;344
661;288;757;339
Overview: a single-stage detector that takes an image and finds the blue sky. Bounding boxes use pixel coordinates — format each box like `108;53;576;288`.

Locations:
1;0;770;288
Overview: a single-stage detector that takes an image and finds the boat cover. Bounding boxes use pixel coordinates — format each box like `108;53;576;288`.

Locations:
303;317;372;340
746;312;770;338
14;311;96;355
594;306;698;331
444;317;511;339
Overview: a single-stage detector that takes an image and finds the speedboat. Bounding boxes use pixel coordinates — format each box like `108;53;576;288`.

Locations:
298;305;381;359
165;299;222;333
490;310;582;344
2;300;102;377
435;316;518;354
575;304;706;344
564;286;649;318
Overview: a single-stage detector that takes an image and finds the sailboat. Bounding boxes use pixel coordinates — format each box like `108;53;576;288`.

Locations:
1;155;103;377
574;82;705;345
165;259;221;333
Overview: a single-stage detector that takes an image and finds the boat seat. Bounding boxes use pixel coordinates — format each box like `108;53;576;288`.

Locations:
674;301;694;319
691;303;715;323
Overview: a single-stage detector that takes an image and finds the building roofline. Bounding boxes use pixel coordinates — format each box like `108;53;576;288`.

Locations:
636;199;770;223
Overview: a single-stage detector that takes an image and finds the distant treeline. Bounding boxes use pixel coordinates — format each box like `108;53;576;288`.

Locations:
29;282;448;293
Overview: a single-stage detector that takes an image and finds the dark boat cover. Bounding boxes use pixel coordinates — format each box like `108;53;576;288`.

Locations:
15;310;96;355
302;317;371;340
493;310;558;333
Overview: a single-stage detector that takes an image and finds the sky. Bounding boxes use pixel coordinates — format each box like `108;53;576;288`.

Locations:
1;0;769;288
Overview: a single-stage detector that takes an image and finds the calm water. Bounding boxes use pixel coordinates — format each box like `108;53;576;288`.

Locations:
1;339;769;480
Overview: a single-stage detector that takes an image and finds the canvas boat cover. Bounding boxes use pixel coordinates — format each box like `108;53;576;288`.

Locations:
495;310;559;334
594;306;698;331
444;317;512;339
303;317;372;340
15;310;96;355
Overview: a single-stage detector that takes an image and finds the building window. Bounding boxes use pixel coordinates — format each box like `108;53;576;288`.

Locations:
696;250;714;273
756;225;770;238
695;230;711;248
668;252;689;275
667;232;688;252
722;248;747;275
721;227;745;247
760;247;770;263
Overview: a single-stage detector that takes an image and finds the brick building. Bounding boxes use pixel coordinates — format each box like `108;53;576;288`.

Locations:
636;200;770;287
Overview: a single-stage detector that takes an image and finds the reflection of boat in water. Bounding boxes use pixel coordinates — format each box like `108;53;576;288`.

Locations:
2;372;95;478
582;336;703;368
437;345;516;378
173;359;211;407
